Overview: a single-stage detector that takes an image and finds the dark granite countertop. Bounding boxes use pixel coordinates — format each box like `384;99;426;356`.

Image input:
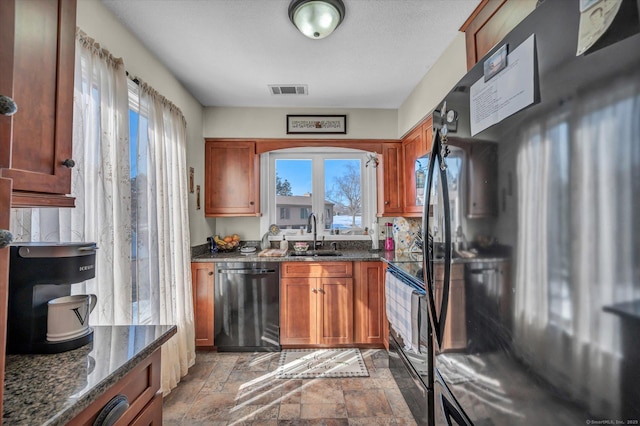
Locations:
3;324;177;426
192;248;384;262
192;248;509;265
603;301;640;323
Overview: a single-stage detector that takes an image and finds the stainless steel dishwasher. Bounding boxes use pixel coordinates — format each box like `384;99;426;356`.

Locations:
214;262;280;351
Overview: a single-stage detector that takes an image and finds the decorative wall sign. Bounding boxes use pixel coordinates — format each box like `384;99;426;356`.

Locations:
286;115;347;134
189;167;194;193
196;185;201;210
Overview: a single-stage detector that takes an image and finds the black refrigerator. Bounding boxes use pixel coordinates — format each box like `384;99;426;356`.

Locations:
421;0;640;424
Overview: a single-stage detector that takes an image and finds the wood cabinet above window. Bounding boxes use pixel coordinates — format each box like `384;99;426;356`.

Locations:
402;116;433;217
204;140;260;217
377;143;403;216
0;0;77;207
460;0;537;71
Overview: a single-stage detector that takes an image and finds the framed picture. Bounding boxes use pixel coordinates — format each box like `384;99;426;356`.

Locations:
484;44;508;82
286;115;347;134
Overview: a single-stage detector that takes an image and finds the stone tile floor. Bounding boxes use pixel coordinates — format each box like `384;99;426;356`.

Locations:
162;349;418;425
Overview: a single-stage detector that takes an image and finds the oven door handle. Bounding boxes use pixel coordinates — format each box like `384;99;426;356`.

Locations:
217;268;277;275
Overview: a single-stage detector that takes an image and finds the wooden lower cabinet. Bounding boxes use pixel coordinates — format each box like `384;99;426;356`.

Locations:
354;261;386;345
280;277;317;345
280;262;353;346
191;262;215;347
68;349;162;425
130;392;163;426
434;263;467;352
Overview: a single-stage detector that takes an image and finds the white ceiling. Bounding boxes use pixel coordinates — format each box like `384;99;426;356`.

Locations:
101;0;481;109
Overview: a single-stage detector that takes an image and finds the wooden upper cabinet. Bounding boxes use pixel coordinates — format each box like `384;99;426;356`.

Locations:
402;116;433;217
0;178;12;418
0;0;77;208
191;262;215;347
204;140;260;216
377;143;403;216
460;0;537;70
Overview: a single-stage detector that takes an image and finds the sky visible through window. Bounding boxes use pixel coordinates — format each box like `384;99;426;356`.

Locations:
276;158;358;196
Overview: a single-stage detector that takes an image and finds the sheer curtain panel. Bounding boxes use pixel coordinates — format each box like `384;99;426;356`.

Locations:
129;79;195;393
11;30;133;325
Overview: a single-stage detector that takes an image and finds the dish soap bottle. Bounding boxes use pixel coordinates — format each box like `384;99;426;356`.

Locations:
280;235;288;251
384;222;394;251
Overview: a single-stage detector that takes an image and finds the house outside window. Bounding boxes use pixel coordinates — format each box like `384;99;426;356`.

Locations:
280;207;290;220
263;148;376;237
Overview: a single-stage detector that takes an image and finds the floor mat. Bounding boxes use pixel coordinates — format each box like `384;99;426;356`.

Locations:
276;348;369;379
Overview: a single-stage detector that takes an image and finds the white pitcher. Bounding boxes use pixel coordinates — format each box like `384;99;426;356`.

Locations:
46;294;97;342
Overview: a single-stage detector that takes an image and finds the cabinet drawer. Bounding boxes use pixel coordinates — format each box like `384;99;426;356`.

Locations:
68;349;161;426
281;262;352;278
130;392;163;426
434;263;464;281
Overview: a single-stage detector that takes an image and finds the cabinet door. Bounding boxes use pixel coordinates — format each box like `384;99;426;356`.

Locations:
318;277;353;345
467;142;498;218
191;263;215;347
130;393;163;426
204;140;259;216
377;143;403;216
0;0;76;207
354;261;385;344
0;178;12;418
280;278;317;345
402;116;432;216
461;0;537;70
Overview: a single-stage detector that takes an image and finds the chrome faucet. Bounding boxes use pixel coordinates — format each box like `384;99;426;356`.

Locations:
307;212;318;250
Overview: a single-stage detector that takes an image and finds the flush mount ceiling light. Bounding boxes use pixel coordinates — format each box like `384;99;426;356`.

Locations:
288;0;346;39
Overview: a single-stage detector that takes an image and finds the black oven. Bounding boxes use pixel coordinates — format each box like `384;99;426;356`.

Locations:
386;265;434;425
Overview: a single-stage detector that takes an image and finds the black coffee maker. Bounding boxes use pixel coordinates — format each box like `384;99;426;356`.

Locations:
7;242;97;354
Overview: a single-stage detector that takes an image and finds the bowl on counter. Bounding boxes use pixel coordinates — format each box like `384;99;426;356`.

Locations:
293;242;309;252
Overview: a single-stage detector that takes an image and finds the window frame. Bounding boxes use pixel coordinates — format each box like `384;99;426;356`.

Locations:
261;147;377;241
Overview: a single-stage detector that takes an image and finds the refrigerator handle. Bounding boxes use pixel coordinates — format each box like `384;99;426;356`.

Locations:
422;128;453;349
439;392;469;426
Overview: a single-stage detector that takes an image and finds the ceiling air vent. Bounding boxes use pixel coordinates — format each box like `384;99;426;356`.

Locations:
268;84;308;95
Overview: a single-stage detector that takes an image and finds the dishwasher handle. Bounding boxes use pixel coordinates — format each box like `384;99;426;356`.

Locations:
217;268;278;275
468;268;498;274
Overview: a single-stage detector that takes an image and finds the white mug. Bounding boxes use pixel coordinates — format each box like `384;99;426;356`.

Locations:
46;294;97;342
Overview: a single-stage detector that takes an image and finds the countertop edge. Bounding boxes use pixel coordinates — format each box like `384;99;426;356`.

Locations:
192;250;510;264
44;325;177;426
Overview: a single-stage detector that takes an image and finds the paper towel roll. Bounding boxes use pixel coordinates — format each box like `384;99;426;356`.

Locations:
371;222;379;250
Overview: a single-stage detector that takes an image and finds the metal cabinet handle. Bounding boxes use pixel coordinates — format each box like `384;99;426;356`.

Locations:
0;95;17;116
62;158;76;168
311;288;317;293
208;271;214;276
93;394;129;426
0;230;13;249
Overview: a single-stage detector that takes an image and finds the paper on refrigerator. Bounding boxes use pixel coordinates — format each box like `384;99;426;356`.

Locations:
470;34;536;136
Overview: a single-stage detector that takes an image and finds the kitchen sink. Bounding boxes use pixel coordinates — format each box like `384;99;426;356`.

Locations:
288;250;343;257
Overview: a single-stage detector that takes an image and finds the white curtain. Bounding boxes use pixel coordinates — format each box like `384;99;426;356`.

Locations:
10;30;195;395
11;30;133;325
514;70;640;418
128;79;195;393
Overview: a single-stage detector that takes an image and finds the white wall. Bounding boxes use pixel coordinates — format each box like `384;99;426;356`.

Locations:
78;0;469;245
397;33;468;137
203;107;397;139
76;0;215;247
